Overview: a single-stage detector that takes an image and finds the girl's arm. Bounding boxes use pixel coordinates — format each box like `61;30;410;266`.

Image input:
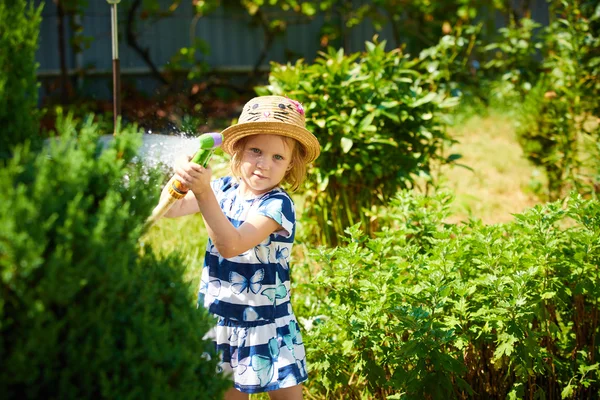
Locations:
173;160;281;258
194;190;280;258
158;155;201;218
159;178;200;218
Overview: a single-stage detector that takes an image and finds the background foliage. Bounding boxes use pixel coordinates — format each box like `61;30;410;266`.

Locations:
4;0;600;398
37;0;534;131
0;0;42;158
258;39;459;246
515;0;600;201
0;115;230;399
294;191;600;399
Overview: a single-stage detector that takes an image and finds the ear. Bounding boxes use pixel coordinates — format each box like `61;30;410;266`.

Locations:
286;162;294;172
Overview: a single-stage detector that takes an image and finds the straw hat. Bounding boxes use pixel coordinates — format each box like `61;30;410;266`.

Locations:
221;95;321;163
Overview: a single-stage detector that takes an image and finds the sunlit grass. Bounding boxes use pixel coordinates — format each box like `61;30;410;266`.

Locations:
142;213;208;293
439;110;544;224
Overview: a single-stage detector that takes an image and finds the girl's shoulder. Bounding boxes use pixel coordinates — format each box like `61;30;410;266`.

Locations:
211;175;237;194
259;186;294;205
256;187;296;219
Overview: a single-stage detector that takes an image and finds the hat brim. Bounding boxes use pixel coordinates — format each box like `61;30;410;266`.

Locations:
220;121;321;164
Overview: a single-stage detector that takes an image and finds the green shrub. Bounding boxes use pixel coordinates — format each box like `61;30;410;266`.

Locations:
296;191;600;399
0;114;230;399
516;0;600;201
257;39;458;246
418;24;484;100
482;17;543;101
0;0;43;158
516;77;578;201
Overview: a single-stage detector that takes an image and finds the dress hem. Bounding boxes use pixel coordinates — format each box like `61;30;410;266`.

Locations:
233;376;308;394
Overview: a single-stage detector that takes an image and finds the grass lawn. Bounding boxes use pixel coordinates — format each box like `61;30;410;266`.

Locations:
440;110;544;224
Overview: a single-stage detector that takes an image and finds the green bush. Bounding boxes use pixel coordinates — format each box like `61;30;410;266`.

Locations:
296;191;600;399
257;39;458;246
515;0;600;201
418;24;483;99
0;0;43;158
482;17;543;100
0;114;230;399
516;77;578;201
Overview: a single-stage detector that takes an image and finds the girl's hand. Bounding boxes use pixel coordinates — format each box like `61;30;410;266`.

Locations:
173;155;213;196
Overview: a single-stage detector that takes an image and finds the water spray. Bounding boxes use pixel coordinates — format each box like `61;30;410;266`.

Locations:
145;132;223;227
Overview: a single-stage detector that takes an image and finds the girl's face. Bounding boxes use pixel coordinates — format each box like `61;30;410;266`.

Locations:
238;134;294;196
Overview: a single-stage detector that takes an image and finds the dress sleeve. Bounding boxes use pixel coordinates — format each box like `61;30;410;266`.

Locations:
210;176;235;196
256;195;295;238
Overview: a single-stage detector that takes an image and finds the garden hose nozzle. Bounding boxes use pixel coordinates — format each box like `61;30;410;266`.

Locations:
146;132;223;226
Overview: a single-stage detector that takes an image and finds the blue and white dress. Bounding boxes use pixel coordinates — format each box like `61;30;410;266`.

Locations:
198;176;308;393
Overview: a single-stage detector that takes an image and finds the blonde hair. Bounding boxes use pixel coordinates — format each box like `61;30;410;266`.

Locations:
230;135;308;192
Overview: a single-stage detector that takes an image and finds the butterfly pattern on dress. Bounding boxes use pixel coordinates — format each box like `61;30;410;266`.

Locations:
295;356;308;378
230;347;250;375
251;337;280;386
232;200;246;221
275;246;290;270
230;269;264;295
198;274;221;308
261;273;288;303
243;306;259;322
228;327;248;346
216;361;224;373
200;276;222;297
219;196;232;214
282;319;302;357
255;237;272;264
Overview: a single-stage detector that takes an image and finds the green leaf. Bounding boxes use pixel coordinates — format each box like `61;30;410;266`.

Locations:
300;2;316;16
410;92;437;108
318;174;329;191
381;111;400;123
446;153;462;162
439;96;460;108
341;137;353;153
358;112;376;131
494;333;517;359
380;101;399;108
561;384;574;398
315;119;326;128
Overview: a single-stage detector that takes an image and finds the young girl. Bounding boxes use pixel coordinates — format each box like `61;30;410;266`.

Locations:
160;95;320;400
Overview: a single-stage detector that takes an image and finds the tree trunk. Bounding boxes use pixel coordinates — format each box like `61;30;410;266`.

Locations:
246;9;275;87
125;0;168;85
54;0;70;103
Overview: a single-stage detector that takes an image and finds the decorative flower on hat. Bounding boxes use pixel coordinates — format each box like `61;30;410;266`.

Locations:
287;98;305;116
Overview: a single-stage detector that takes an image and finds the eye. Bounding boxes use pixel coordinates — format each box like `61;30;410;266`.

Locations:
274;154;284;161
249;147;261;154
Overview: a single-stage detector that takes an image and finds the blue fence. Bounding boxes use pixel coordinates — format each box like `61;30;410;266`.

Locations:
34;0;550;101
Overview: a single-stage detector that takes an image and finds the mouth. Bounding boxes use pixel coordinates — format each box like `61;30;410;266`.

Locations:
253;173;268;180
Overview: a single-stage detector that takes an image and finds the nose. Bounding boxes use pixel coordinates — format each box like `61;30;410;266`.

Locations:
256;155;270;170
